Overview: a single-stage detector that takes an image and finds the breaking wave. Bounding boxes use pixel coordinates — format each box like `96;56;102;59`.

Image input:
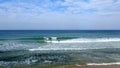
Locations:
87;62;120;65
46;38;120;43
29;38;120;51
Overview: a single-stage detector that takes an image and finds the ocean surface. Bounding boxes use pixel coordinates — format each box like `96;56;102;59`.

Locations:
0;30;120;67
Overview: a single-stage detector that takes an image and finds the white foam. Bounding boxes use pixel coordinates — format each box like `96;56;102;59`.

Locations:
29;47;106;51
87;62;120;65
46;38;120;43
0;41;40;51
29;38;120;51
29;48;81;51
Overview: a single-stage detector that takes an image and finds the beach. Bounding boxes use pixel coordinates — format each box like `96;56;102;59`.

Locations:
63;65;120;68
56;63;120;68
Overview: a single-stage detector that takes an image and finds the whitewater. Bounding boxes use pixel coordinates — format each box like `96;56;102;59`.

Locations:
1;30;120;67
46;38;120;43
29;38;120;51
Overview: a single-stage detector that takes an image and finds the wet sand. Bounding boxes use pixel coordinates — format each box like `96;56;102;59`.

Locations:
63;65;120;68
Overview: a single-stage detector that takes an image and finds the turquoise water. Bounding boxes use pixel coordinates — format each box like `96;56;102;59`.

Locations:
1;30;120;67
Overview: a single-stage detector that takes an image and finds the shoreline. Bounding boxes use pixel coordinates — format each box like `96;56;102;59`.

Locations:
57;62;120;68
63;64;120;68
1;62;120;68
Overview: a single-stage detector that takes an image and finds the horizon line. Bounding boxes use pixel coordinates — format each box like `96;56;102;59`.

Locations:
0;29;120;31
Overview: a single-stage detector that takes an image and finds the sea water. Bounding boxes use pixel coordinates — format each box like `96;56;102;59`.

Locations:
0;30;120;67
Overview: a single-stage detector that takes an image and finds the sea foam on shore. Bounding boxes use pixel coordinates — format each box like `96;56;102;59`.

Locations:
87;62;120;65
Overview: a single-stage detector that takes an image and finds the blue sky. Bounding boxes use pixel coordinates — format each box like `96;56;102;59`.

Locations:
0;0;120;30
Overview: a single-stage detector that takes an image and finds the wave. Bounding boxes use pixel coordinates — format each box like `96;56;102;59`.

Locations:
29;47;120;51
29;38;120;51
87;62;120;65
4;37;120;43
0;41;40;51
18;37;77;43
29;48;91;51
46;38;120;43
19;37;76;40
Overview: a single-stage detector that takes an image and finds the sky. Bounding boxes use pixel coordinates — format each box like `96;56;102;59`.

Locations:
0;0;120;30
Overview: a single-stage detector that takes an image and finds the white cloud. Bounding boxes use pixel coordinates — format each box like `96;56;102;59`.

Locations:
0;0;120;15
0;0;120;29
60;0;120;15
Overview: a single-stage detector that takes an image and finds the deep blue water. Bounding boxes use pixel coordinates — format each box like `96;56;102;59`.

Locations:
0;30;120;39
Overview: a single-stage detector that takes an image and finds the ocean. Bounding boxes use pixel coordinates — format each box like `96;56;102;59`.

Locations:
0;30;120;67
